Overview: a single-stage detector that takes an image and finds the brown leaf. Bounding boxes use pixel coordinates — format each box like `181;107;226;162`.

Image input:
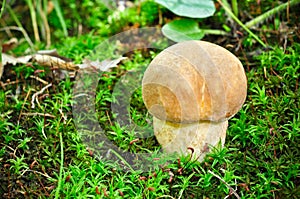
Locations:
32;54;78;71
2;38;18;53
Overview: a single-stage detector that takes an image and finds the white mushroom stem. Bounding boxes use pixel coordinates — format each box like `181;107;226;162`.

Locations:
153;117;228;161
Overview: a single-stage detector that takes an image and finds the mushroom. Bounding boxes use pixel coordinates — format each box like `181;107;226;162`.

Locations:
142;40;247;161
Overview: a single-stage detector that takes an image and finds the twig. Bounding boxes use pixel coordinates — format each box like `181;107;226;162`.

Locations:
0;143;16;156
0;26;34;49
106;110;113;126
6;4;35;50
208;170;240;199
1;79;20;87
224;179;239;199
31;83;52;109
18;88;33;122
21;112;55;118
72;93;89;98
0;110;13;118
156;196;176;199
0;20;13;37
37;1;51;48
58;108;67;124
34;171;50;196
20;169;52;179
30;75;49;85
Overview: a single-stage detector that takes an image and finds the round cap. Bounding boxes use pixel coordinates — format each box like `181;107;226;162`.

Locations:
142;40;247;123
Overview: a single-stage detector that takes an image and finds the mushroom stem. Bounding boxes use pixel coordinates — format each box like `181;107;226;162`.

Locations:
153;117;228;161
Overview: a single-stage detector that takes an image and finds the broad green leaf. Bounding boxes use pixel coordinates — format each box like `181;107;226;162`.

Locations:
155;0;215;18
162;19;205;42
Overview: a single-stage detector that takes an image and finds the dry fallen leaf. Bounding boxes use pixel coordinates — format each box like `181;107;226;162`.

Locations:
1;47;126;80
2;38;18;53
2;53;32;66
78;57;127;71
32;54;78;71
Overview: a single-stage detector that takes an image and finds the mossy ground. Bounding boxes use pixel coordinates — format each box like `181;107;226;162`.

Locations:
0;0;299;198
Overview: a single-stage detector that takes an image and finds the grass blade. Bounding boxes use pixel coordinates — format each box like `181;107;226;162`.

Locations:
0;0;6;19
217;0;267;48
52;0;68;37
54;130;64;199
25;0;40;42
245;0;300;28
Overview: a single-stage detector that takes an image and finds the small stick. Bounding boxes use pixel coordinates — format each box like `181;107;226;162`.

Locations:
0;26;34;49
30;75;49;85
20;169;52;179
208;170;240;199
37;2;51;48
18;88;33;122
106;110;113;126
31;83;52;109
0;110;13;118
58;108;67;124
2;80;20;87
26;0;40;42
21;112;55;118
156;196;176;199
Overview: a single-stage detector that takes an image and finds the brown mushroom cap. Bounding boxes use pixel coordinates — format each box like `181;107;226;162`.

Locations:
142;40;247;123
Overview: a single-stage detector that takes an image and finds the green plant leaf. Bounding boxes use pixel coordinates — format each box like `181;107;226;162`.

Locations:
155;0;215;18
162;19;205;42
